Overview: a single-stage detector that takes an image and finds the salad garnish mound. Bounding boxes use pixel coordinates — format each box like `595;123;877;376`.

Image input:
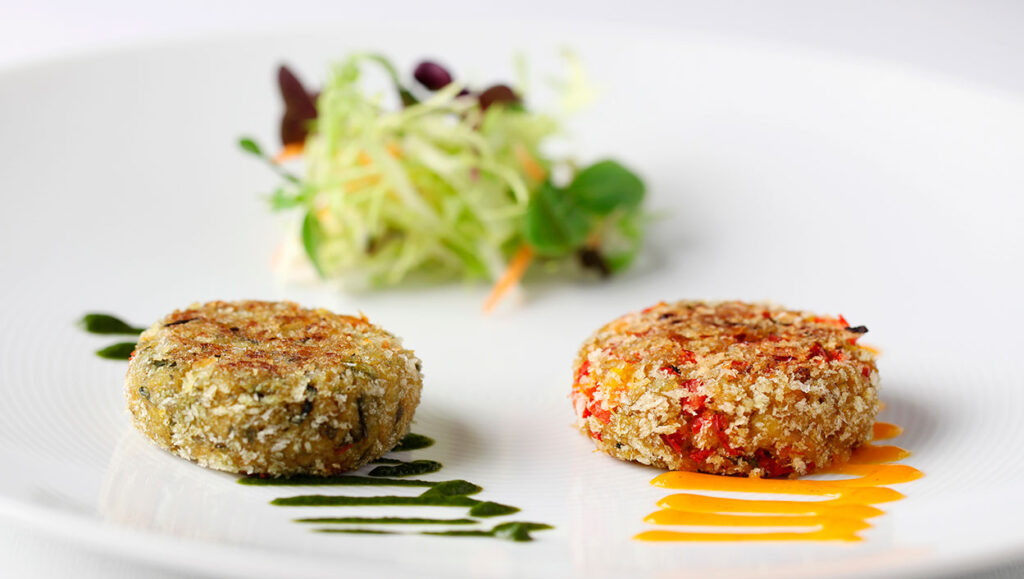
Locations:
241;54;646;310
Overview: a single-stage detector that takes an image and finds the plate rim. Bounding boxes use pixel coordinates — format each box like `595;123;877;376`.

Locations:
2;24;1024;578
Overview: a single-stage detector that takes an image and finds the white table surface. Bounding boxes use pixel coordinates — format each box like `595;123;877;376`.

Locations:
2;1;1023;577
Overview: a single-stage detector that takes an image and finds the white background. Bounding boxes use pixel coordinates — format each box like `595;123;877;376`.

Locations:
2;1;1023;577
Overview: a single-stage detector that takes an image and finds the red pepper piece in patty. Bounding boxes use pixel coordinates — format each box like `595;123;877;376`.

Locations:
680;379;706;414
693;412;742;456
689;448;714;463
574;359;591;383
808;342;827;360
661;430;688;455
589;402;611;424
755;449;794;477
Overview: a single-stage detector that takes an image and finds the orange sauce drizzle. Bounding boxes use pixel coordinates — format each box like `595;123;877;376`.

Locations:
636;421;922;542
859;343;882;355
873;422;902;441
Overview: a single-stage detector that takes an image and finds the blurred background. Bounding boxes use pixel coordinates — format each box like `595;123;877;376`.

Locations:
2;1;1022;577
4;0;1024;97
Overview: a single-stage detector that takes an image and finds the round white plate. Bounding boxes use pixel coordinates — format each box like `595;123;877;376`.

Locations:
1;23;1022;579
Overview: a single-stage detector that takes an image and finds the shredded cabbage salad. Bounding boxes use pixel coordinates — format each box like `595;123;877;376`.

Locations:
240;54;645;309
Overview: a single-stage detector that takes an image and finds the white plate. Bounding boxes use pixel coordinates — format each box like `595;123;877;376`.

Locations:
1;23;1023;579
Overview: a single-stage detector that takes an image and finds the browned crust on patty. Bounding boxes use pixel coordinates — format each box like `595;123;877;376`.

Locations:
571;300;879;477
125;300;422;476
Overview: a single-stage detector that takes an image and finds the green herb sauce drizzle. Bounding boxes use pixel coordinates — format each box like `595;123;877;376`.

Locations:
243;433;551;541
78;313;144;360
95;341;137;360
297;517;476;525
391;433;434;451
368;459;442;477
426;522;553;541
79;313;146;335
318;521;552;541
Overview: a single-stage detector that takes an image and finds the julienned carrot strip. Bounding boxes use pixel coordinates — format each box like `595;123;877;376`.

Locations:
274;143;305;163
514;144;547;182
482;245;535;313
278;143;399;165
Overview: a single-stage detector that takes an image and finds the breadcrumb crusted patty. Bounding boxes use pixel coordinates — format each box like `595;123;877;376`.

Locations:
125;300;422;476
572;300;879;477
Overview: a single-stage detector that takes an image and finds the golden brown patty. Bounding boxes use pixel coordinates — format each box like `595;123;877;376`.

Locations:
125;300;422;476
571;300;878;477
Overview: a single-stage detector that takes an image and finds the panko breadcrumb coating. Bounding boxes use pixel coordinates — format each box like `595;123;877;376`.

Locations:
125;300;422;476
572;300;879;477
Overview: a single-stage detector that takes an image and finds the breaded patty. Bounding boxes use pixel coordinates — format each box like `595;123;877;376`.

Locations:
572;300;879;477
125;300;422;476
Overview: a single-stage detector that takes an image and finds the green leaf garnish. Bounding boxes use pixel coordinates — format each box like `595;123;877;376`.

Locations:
363;54;419;107
78;313;146;335
602;207;645;273
238;137;263;156
523;181;591;256
238;136;301;184
566;160;645;216
301;210;327;278
269;187;307;210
